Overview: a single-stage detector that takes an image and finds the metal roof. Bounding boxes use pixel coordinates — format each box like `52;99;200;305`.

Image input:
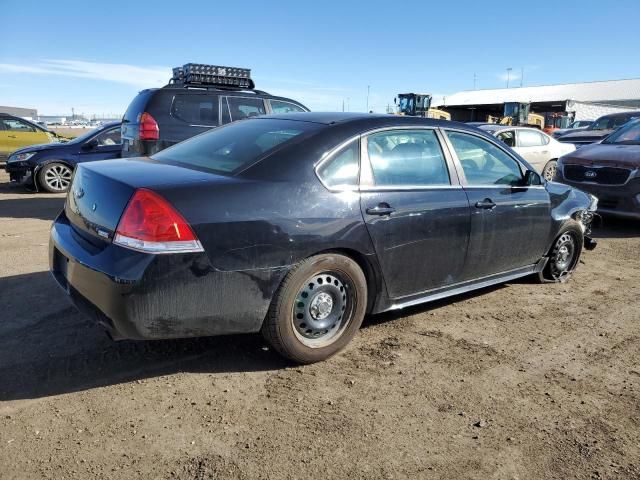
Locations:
440;78;640;107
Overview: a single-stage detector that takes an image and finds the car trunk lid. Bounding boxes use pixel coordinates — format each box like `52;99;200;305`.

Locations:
65;157;238;244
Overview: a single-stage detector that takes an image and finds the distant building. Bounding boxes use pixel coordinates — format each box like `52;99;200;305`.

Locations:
38;115;68;124
437;78;640;123
0;105;38;120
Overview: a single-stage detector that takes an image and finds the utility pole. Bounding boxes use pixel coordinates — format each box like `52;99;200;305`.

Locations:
342;99;345;112
71;107;75;120
473;73;477;90
506;67;513;88
366;85;370;112
520;67;524;87
346;97;350;112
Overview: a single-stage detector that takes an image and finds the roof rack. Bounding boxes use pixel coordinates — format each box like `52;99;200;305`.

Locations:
170;63;255;90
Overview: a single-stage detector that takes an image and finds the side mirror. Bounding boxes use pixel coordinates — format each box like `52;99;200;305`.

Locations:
82;139;99;150
523;169;542;186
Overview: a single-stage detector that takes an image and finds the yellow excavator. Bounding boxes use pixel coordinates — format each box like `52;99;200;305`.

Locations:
395;93;451;120
487;102;544;129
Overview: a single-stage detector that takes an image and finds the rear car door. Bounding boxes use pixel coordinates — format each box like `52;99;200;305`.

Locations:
443;129;551;279
359;128;471;299
78;127;122;163
515;129;550;172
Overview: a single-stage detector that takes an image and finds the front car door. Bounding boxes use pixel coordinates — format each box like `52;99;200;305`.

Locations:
78;127;122;163
442;129;551;280
0;117;50;155
359;128;471;299
514;129;549;173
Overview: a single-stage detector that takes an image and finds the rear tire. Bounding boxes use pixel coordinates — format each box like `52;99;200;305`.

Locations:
262;253;367;364
38;162;73;193
538;225;583;283
542;160;558;182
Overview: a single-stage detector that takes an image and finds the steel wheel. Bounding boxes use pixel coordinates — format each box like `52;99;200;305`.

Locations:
549;232;578;281
262;253;367;363
543;160;557;182
291;272;354;348
40;163;72;192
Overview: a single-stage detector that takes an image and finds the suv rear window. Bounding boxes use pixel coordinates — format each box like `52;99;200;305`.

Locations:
171;95;220;126
152;118;320;174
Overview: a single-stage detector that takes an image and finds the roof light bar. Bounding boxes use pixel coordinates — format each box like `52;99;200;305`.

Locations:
171;63;254;89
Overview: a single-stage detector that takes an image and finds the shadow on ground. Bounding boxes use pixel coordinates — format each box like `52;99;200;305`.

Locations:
592;216;640;239
0;180;65;221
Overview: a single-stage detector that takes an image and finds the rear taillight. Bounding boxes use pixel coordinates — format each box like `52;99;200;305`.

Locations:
139;112;159;141
114;189;203;254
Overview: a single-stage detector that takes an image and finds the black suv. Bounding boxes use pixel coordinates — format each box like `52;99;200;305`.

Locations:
121;63;309;157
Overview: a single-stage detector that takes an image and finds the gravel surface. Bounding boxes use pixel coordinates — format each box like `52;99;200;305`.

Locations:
0;170;639;479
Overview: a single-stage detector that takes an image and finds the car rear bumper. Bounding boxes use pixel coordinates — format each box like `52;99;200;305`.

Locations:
49;211;287;341
557;176;640;220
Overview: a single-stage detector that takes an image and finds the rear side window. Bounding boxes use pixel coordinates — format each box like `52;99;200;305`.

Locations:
152;118;320;174
171;95;219;126
270;100;306;114
366;129;450;186
317;141;360;189
517;130;547;147
222;97;266;124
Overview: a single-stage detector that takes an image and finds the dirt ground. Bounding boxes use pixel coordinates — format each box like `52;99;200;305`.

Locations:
0;169;639;480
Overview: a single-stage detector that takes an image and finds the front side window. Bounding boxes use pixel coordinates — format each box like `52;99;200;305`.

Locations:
317;141;359;189
171;95;219;126
1;118;36;132
517;129;547;147
270;100;306;114
152;118;320;174
446;131;523;186
224;97;267;123
366;129;450;186
94;128;122;146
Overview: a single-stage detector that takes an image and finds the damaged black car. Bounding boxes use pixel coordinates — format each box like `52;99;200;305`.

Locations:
50;113;598;363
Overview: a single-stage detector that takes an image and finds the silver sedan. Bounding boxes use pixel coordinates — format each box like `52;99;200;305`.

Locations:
478;125;576;181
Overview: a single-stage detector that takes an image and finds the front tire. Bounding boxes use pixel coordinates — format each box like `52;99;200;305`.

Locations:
38;162;73;193
538;226;583;283
262;253;367;364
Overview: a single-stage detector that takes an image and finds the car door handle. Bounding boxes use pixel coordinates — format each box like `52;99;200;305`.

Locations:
7;135;16;138
475;199;497;209
366;203;396;216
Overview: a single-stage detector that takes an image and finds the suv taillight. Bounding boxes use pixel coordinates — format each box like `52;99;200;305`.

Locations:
114;189;203;254
139;112;159;141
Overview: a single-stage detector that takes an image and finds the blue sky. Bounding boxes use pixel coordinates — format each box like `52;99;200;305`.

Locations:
1;0;639;116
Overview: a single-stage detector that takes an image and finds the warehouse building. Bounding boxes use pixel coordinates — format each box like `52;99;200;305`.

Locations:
436;78;640;124
0;106;38;120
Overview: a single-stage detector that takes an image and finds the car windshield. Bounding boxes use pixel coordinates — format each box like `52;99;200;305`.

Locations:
601;120;640;145
590;115;637;131
152;118;321;174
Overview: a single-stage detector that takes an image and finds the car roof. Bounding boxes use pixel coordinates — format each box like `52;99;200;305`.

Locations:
597;111;640;119
255;111;467;129
477;124;543;133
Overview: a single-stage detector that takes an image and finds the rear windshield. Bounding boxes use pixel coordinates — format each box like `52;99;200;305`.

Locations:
151;118;320;174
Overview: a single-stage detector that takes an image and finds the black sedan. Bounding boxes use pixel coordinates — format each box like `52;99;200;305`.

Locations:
5;121;121;193
49;113;597;363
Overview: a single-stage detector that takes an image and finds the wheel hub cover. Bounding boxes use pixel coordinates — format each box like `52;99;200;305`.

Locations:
309;292;333;320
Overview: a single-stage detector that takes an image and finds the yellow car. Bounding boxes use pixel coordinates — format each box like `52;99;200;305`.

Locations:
0;113;57;161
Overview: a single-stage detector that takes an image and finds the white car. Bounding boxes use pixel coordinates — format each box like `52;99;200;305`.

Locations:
478;125;576;181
